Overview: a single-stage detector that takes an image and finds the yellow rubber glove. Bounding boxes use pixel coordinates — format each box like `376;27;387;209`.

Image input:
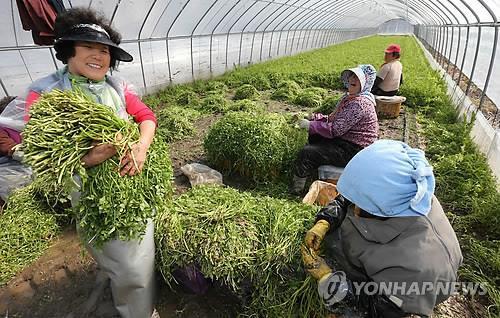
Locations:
301;245;332;281
304;219;330;251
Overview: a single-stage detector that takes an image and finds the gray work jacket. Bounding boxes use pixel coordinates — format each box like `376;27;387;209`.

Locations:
335;196;462;316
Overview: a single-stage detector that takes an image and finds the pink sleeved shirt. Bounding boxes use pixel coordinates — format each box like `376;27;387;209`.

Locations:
309;95;378;147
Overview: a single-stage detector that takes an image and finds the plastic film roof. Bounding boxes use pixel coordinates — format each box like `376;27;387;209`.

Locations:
1;0;498;47
1;0;499;105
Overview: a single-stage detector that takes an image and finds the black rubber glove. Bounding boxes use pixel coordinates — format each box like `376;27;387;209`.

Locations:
315;194;351;232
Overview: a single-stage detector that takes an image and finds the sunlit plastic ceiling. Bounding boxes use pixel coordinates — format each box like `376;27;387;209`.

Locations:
1;0;499;48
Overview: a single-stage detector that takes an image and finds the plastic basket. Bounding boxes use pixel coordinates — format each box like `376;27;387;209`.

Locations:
375;96;406;118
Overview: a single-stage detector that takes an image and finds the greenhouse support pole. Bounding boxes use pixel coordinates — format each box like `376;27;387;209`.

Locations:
145;0;174;85
416;0;449;63
288;0;335;55
432;26;439;58
319;16;343;48
475;0;498;112
428;0;460;67
276;2;311;56
441;0;470;79
256;0;296;62
273;0;313;57
436;26;443;62
318;1;370;48
330;28;342;46
109;0;122;24
321;29;333;48
284;3;321;55
439;25;448;68
399;0;440;54
166;0;191;84
300;1;340;51
247;1;275;65
291;0;350;52
479;24;498;115
212;1;243;74
450;27;462;81
444;26;454;74
453;0;481;97
216;0;244;72
49;47;59;70
238;2;273;66
190;0;220;80
304;0;345;50
321;28;333;47
439;25;448;67
258;0;301;62
224;0;256;70
318;27;332;48
315;0;357;49
317;1;364;48
465;26;482;96
454;25;471;96
267;2;298;58
10;0;33;82
285;0;326;56
294;1;333;53
137;0;158;94
0;78;8;97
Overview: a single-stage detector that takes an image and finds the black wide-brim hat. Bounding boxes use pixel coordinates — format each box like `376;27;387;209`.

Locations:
55;23;133;62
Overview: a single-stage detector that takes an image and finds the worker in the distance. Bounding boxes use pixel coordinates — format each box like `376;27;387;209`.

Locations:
371;44;403;96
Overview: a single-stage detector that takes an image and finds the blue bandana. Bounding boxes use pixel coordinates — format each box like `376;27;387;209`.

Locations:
337;140;435;217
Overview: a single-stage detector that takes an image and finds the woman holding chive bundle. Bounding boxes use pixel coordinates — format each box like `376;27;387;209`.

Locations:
25;8;159;318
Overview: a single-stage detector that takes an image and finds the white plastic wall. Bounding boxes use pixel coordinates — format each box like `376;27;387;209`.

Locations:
416;36;500;187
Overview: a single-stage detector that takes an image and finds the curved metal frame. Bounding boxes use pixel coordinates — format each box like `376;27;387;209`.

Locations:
475;0;498;111
312;5;362;49
251;0;296;63
284;0;331;55
208;0;243;73
270;0;322;57
456;0;482;96
137;0;159;94
237;0;274;66
189;0;221;80
291;0;357;54
292;1;339;52
300;0;357;51
166;0;192;83
224;0;258;70
265;0;306;58
439;0;468;76
289;0;343;53
258;0;302;61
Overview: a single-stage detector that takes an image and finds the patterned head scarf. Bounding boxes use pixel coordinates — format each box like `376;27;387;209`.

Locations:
341;64;377;104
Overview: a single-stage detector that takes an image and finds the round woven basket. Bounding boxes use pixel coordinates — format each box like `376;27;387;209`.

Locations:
375;96;406;118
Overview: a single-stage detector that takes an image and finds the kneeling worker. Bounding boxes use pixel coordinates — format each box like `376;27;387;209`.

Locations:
302;140;462;318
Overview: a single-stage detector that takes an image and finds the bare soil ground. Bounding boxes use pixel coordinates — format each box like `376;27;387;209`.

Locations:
0;96;486;318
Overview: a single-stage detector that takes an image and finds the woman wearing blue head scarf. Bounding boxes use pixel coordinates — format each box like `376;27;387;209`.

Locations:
301;140;462;318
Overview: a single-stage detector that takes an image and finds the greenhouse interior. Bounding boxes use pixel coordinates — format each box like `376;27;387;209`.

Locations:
0;0;499;317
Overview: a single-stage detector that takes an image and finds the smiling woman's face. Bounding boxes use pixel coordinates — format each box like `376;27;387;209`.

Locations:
347;74;361;95
68;41;111;81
